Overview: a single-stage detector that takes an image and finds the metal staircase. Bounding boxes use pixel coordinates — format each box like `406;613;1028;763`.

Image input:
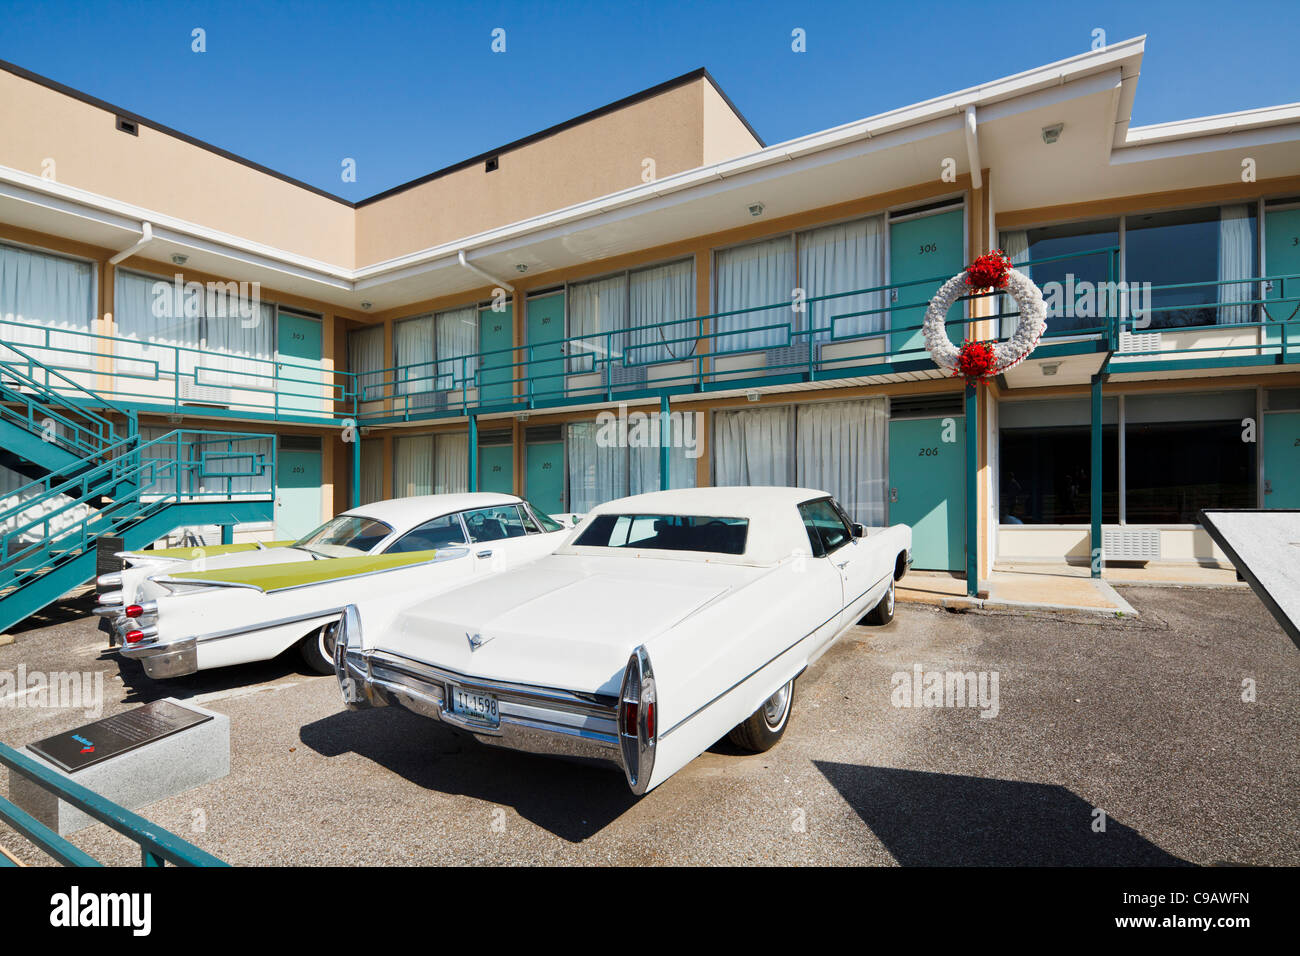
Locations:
0;340;275;634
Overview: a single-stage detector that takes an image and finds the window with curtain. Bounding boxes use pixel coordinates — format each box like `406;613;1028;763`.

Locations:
393;434;433;496
1125;205;1256;330
712;406;795;487
198;434;274;497
1;241;95;369
713;400;888;524
114;270;274;386
567;259;694;373
359;438;384;504
348;326;385;402
798;217;886;341
434;433;469;494
794;399;887;525
566;418;697;513
435;307;478;391
714;236;794;352
998;219;1120;336
394;314;435;395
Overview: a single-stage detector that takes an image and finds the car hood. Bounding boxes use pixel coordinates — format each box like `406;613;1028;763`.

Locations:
374;554;761;695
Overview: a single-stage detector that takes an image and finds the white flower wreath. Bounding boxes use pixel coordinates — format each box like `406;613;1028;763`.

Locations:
921;267;1048;377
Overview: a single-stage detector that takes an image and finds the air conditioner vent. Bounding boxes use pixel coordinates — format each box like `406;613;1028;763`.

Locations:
1102;528;1161;561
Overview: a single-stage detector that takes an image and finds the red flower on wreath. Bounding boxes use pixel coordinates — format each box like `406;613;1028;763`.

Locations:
965;250;1012;292
954;339;997;382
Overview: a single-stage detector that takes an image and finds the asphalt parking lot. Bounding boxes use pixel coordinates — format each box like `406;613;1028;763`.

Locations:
1;585;1297;866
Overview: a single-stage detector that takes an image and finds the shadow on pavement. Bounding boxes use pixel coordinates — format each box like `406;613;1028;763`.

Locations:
299;707;638;843
109;645;325;704
815;761;1192;866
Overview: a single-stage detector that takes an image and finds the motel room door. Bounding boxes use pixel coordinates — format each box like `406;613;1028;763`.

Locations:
1263;409;1300;509
526;292;566;403
888;207;965;357
477;433;515;495
478;305;513;405
888;415;965;572
1264;206;1300;352
525;429;565;516
276;311;324;414
275;437;323;539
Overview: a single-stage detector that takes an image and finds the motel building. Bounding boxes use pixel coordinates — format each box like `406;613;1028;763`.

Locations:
0;35;1298;631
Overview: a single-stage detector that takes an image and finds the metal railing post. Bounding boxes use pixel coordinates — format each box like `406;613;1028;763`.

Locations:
1091;371;1104;579
468;413;478;492
965;381;979;597
659;394;671;490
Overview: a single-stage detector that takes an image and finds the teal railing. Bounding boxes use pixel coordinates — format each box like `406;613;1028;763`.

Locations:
0;741;226;866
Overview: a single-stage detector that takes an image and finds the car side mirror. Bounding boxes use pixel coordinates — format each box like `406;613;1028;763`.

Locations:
852;523;866;538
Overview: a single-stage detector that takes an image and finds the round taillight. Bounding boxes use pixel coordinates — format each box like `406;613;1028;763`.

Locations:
126;604;144;618
125;630;144;644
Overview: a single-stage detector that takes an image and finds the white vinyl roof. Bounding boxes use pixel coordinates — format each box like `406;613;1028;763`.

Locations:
345;492;521;531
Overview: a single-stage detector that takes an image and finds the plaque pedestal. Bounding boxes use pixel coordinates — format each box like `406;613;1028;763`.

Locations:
8;698;230;835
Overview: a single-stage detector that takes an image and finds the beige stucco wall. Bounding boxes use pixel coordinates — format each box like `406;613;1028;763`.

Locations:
0;71;355;266
701;79;762;166
353;78;714;267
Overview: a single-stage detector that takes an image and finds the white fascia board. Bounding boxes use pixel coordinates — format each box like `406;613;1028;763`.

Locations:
1125;102;1300;144
1111;119;1300;165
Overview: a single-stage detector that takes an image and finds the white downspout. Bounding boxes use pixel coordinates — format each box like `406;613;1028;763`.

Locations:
964;106;982;190
457;249;514;292
109;221;154;265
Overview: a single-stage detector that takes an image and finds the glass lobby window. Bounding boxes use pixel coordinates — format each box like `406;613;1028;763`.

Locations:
999;219;1119;336
1124;392;1256;523
999;399;1119;524
1125;206;1257;330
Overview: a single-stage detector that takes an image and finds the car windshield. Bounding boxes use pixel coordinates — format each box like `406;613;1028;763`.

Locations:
573;514;748;555
293;515;393;557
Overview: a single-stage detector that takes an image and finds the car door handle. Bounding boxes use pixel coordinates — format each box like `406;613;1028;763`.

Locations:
476;549;494;559
835;559;851;569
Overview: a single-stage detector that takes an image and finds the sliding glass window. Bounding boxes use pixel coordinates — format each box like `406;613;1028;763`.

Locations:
999;399;1118;524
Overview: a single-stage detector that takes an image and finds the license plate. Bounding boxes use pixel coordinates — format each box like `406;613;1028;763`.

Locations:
449;686;499;726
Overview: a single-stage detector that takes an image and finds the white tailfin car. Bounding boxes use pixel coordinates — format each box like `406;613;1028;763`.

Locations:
335;486;911;794
98;493;570;679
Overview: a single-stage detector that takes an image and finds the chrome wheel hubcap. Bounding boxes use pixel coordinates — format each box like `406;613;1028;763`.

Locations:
762;682;791;729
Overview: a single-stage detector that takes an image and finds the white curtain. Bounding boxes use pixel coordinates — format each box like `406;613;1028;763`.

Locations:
799;217;885;341
348;325;385;402
1000;231;1031;337
629;414;698;494
435;307;478;391
393;434;434;496
434;433;469;494
202;290;274;388
394;315;435;395
360;438;384;504
713;406;794;486
1217;205;1254;326
200;435;273;497
566;421;628;513
0;242;95;371
628;259;694;363
795;399;887;525
715;237;794;352
567;274;627;373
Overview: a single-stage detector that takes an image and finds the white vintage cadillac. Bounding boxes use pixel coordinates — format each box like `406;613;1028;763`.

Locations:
98;493;570;679
334;487;912;794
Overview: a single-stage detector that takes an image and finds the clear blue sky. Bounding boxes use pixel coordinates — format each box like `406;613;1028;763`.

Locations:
3;0;1296;201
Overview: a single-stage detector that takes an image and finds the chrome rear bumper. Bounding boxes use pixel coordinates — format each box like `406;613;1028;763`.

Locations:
332;610;621;767
119;636;199;679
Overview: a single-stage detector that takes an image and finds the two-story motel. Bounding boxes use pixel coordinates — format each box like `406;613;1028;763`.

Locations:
2;35;1298;607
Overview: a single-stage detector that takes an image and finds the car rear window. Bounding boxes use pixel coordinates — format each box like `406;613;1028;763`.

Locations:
573;514;749;555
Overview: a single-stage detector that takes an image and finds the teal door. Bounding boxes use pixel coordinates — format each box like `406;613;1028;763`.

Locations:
478;444;514;495
275;448;323;538
478;305;513;405
888;416;965;571
276;312;323;414
1264;208;1300;355
526;293;566;402
1263;411;1300;508
525;441;564;514
889;208;965;357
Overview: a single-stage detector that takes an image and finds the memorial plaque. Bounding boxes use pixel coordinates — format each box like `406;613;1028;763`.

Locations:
96;535;125;578
28;700;213;773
